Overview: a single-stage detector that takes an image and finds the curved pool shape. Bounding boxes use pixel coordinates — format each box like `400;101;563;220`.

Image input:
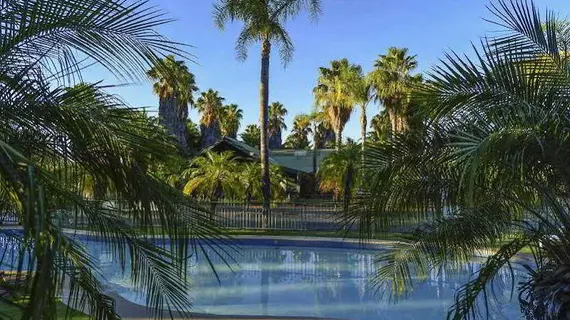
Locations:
0;236;524;319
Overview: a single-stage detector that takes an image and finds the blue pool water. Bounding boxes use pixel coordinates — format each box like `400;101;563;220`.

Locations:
0;236;525;319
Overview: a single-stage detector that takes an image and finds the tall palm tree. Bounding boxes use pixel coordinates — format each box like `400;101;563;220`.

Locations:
268;102;288;149
214;0;322;226
313;59;362;150
220;103;243;138
352;2;570;319
0;0;221;318
240;124;261;148
147;55;198;153
370;47;421;134
196;89;225;148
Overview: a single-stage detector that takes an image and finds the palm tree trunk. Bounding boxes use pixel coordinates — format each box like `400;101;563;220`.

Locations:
260;38;272;229
335;127;342;151
159;96;189;154
360;104;367;160
343;166;353;217
387;108;397;136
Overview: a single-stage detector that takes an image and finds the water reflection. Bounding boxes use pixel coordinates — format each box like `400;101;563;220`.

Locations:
0;236;524;320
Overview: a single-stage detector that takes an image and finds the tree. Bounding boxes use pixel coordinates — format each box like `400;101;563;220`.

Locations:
353;2;570;319
0;0;221;318
370;47;421;134
214;0;322;227
240;124;261;148
186;119;202;151
314;59;362;150
182;151;242;214
318;143;361;214
268;102;288;149
220;103;243;138
147;55;198;153
196;89;225;148
284;114;312;149
240;162;290;202
368;110;391;142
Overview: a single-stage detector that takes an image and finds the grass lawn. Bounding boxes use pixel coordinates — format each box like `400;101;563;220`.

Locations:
0;300;89;320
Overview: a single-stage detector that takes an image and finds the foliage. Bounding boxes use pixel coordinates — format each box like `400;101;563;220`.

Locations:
186;119;202;151
213;0;322;65
181;151;242;200
368;110;391;142
370;47;422;134
219;104;243;138
352;1;570;319
147;55;198;152
239;162;290;201
196;89;225;127
240;124;261;148
0;0;224;319
284;114;313;149
147;55;198;106
314;59;363;149
268;102;288;136
179;152;290;202
318;143;361;203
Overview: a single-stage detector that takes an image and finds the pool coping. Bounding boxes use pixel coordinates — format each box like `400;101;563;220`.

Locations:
0;226;398;250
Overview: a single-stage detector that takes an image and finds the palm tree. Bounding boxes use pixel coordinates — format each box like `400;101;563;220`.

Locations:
368;110;391;142
318;144;361;214
370;47;421;134
147;55;198;153
182;151;242;214
196;89;225;148
352;2;570;319
240;162;290;203
268;102;288;149
240;124;261;148
220;103;243;138
214;0;322;226
313;59;362;150
284;114;312;149
0;0;221;318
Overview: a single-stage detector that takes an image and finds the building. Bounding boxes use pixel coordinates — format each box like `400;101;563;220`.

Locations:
205;136;334;196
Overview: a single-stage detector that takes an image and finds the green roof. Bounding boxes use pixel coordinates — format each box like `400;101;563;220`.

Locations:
205;137;333;174
270;149;334;174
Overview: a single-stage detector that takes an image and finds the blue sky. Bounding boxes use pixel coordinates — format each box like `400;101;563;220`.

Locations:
83;0;570;140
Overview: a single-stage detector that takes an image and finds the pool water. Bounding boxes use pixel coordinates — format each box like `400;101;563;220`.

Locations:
1;236;525;319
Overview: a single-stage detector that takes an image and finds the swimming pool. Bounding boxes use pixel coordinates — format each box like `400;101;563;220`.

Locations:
1;235;524;319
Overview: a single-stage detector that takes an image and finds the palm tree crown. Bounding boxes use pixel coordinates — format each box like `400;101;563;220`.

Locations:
147;55;198;105
268;101;288;149
284;114;313;149
196;89;225;126
313;58;362;149
220;103;243;138
213;0;322;64
370;47;421;134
